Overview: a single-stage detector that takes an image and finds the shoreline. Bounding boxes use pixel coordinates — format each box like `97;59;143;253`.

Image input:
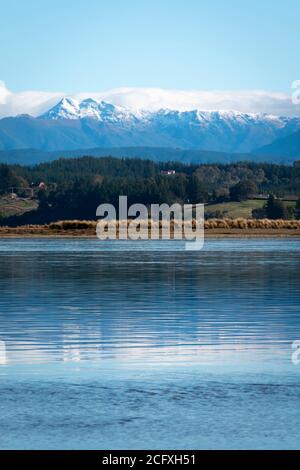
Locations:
0;219;300;238
0;229;299;238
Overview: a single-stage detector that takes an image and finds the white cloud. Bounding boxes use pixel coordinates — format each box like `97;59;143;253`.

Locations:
96;87;300;117
0;81;11;104
0;80;299;118
0;81;63;118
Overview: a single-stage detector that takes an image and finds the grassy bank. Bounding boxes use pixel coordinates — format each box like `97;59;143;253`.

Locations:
0;196;38;218
205;199;296;219
0;218;299;238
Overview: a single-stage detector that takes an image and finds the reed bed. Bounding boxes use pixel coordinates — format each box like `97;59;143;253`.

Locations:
204;218;300;230
47;218;300;231
0;218;299;236
49;220;97;230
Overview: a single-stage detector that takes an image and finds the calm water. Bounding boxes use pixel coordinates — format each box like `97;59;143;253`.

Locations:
0;238;300;449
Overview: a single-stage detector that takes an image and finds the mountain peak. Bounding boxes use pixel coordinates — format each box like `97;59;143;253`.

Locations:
39;97;134;122
34;100;300;154
40;97;80;120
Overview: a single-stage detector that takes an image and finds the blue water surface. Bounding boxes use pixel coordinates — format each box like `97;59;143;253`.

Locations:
0;237;299;449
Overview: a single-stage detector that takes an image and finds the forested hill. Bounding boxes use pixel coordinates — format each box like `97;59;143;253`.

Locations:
1;157;300;225
4;156;299;190
0;146;296;166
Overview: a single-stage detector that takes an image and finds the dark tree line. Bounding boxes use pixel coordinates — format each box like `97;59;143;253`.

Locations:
1;157;300;224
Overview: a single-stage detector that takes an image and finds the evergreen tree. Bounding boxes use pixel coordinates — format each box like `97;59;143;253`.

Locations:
296;198;300;220
265;195;289;219
230;180;257;201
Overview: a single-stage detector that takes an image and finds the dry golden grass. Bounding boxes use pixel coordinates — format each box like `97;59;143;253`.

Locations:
204;218;300;229
49;220;97;230
0;218;299;238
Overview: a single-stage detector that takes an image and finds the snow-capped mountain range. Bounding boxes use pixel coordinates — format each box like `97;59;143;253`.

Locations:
0;96;300;155
40;97;294;129
41;98;137;122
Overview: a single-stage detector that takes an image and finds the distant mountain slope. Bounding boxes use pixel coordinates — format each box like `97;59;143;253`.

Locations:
0;115;142;151
256;129;300;158
0;97;300;153
0;146;295;166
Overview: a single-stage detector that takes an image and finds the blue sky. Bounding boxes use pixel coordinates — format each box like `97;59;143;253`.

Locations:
0;0;300;117
0;0;299;93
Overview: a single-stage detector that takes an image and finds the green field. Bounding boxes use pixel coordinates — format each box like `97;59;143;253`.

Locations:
205;199;296;219
0;195;297;221
0;196;38;219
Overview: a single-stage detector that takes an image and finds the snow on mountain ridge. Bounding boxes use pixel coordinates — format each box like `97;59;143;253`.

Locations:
40;97;136;122
41;97;294;124
35;97;300;153
42;97;80;120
